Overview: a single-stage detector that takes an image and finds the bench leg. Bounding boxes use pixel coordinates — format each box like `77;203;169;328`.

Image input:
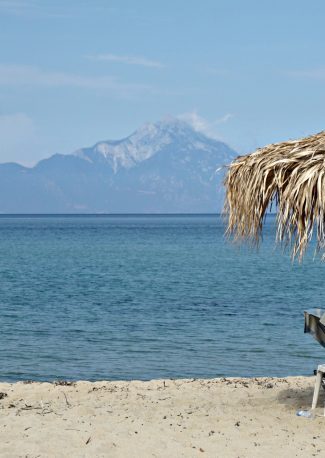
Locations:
312;371;323;410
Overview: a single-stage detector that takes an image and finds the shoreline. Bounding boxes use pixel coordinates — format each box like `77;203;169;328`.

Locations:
0;376;324;457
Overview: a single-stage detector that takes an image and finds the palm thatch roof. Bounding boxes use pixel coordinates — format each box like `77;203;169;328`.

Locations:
224;130;325;260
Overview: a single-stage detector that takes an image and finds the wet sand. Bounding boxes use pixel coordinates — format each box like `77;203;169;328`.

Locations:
0;376;324;457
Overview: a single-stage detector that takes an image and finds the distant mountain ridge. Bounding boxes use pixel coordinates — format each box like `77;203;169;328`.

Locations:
0;118;237;213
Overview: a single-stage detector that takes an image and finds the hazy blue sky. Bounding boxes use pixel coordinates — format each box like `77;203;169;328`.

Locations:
1;0;325;165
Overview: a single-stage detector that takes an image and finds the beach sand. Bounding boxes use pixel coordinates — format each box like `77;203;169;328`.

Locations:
0;376;324;457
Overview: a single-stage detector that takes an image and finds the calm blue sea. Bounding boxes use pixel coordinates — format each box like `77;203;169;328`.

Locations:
0;214;324;382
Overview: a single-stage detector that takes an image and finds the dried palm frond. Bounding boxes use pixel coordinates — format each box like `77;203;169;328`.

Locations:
224;130;325;260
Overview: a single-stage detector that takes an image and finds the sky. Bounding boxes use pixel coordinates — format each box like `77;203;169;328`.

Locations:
1;0;325;166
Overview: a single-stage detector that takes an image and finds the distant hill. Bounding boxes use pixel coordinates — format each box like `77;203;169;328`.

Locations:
0;118;237;213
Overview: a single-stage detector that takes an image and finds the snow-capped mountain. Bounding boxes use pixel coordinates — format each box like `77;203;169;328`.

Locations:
73;118;233;172
0;118;237;213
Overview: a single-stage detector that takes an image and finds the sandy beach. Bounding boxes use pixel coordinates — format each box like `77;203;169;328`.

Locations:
0;376;324;457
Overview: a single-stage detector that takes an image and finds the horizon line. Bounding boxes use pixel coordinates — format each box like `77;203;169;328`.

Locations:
0;212;277;217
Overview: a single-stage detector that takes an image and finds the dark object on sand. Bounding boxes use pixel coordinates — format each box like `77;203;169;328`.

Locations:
0;392;7;400
53;380;76;387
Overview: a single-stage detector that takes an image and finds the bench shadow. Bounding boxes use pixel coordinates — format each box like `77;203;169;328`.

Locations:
277;385;325;409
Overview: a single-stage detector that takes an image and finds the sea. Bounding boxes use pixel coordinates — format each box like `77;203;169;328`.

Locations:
1;214;324;382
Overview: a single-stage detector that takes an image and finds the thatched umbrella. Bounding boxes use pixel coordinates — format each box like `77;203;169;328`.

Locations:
224;130;325;261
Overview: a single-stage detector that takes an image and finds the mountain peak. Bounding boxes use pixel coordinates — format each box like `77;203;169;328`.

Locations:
73;117;220;172
0;118;237;213
133;116;209;141
137;116;190;133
